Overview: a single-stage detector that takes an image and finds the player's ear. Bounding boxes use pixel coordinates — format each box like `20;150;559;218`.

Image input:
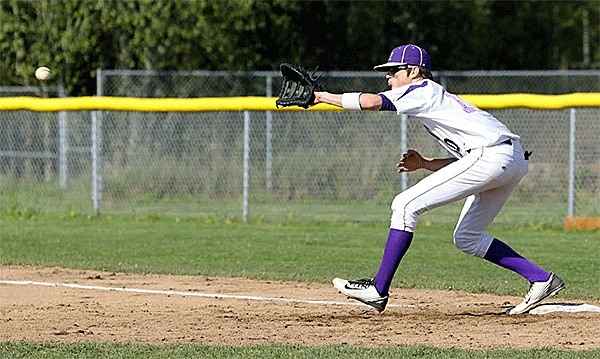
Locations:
408;66;420;79
417;67;434;80
411;67;422;79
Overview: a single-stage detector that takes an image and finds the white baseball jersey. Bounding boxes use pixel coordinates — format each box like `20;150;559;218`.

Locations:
379;80;519;158
379;78;529;250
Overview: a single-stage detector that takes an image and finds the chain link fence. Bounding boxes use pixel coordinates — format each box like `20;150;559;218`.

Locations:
0;72;598;227
97;69;600;97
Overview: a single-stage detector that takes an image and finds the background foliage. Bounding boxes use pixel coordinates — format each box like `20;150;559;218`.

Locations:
0;0;598;95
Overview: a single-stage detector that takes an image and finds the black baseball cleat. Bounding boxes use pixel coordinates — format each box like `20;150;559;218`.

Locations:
332;277;389;312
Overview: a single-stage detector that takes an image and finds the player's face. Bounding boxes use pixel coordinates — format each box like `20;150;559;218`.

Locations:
386;66;416;89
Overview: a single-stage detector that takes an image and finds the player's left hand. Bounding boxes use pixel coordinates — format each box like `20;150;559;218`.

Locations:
397;149;424;173
276;63;324;109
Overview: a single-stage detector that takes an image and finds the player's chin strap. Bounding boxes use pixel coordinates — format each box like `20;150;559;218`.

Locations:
524;151;532;160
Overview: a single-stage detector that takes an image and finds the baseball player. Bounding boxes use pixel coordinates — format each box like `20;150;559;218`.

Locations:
313;44;565;314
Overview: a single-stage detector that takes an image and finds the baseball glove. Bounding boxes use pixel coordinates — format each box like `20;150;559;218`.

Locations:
276;63;324;109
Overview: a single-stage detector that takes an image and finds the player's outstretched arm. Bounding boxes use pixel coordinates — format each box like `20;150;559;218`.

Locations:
397;150;457;172
314;92;382;111
313;92;343;107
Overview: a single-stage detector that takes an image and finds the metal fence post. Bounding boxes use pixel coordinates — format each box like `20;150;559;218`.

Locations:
91;111;101;214
243;111;251;223
568;108;576;217
401;114;408;192
58;83;68;188
92;69;104;215
265;74;273;190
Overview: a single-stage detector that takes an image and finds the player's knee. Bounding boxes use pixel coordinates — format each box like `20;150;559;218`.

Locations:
453;228;488;258
390;194;420;231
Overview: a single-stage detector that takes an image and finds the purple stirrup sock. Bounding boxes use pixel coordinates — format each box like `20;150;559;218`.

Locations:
483;238;550;283
374;229;413;296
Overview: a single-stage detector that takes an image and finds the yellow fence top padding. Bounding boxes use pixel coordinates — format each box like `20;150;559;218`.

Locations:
0;93;598;112
458;93;600;110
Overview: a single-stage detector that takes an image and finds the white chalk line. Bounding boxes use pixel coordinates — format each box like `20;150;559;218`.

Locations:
0;280;414;309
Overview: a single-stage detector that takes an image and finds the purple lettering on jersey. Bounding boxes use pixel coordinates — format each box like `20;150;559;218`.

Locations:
399;81;428;99
378;94;397;111
444;91;478;113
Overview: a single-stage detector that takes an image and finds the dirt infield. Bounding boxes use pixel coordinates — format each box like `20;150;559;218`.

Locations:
1;265;599;351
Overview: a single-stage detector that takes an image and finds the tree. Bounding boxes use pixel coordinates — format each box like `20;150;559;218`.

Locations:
0;0;597;96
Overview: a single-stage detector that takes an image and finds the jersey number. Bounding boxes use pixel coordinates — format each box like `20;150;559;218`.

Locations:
424;125;462;154
443;138;461;153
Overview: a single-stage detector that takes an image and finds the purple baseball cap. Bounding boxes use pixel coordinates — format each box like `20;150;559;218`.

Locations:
373;44;431;71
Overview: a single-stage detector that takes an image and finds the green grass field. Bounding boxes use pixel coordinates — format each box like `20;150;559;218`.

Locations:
1;213;598;358
2;179;596;228
2;342;600;359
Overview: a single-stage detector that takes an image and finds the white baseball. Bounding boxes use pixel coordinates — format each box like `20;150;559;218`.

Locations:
35;67;52;81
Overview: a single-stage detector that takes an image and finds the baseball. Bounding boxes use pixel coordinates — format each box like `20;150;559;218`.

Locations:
35;66;52;81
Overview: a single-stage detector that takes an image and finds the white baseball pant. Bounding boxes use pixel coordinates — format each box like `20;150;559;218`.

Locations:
390;140;529;258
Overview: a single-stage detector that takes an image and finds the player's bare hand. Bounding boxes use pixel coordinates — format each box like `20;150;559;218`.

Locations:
397;149;423;173
313;91;324;104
